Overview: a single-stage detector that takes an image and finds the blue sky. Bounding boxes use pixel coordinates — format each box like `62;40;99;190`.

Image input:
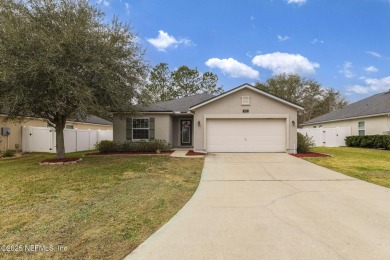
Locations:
94;0;390;102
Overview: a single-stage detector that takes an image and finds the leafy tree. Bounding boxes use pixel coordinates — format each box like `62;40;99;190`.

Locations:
144;63;223;102
255;74;347;125
0;0;148;158
143;63;173;103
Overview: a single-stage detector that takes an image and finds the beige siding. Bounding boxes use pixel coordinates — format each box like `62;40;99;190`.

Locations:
302;115;390;135
192;88;298;153
113;115;127;141
113;113;172;144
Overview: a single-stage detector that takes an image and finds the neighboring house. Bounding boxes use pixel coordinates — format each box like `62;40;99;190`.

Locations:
113;83;303;153
301;90;390;136
0;114;112;151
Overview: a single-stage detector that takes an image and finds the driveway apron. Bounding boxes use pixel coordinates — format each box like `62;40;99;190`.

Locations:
126;153;390;260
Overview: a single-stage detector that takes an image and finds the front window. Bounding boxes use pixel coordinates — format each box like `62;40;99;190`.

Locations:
133;118;149;140
358;121;365;136
65;125;74;129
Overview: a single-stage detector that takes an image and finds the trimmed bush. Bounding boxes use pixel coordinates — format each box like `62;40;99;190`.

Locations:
95;140;119;153
345;135;390;150
297;132;314;153
96;139;171;153
2;149;15;157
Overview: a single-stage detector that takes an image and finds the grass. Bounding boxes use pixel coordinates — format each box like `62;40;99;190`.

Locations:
0;152;203;259
305;147;390;188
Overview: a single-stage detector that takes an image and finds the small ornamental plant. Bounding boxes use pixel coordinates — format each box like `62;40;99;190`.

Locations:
2;149;15;158
297;133;314;153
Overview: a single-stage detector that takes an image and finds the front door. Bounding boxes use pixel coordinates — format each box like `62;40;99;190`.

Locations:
180;119;192;146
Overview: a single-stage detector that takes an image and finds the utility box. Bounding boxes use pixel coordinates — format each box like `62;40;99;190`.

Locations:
1;127;10;136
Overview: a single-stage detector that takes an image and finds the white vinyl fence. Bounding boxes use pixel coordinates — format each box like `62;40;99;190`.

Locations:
22;126;113;153
298;127;351;147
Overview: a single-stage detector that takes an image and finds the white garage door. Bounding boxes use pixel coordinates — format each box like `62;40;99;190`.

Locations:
206;119;286;152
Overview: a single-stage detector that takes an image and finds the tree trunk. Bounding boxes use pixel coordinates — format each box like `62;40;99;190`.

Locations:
55;114;67;159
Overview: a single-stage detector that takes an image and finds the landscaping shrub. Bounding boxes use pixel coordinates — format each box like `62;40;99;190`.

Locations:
95;140;119;153
2;149;15;157
345;135;390;150
297;132;314;153
96;139;171;153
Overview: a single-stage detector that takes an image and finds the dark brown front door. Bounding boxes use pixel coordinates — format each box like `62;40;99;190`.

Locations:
180;120;192;146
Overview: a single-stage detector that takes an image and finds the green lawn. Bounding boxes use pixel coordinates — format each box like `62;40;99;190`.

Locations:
0;152;203;259
306;147;390;188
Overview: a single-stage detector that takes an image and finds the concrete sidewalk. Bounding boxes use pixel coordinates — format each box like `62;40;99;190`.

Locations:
125;153;390;260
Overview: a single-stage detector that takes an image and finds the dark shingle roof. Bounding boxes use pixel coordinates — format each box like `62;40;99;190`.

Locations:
73;115;112;125
1;113;112;126
190;83;304;110
141;93;215;113
302;91;390;125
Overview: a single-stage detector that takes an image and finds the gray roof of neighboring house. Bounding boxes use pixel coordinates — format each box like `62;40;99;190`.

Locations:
72;115;113;126
302;91;390;125
0;113;112;125
141;93;215;113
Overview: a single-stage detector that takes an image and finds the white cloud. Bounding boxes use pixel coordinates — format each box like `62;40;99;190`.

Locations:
311;38;324;44
365;77;390;92
347;76;390;94
147;30;193;52
366;51;382;58
205;58;260;80
277;35;290;42
347;85;369;94
96;0;109;6
124;3;131;14
339;62;354;78
365;66;378;73
251;52;319;75
287;0;307;5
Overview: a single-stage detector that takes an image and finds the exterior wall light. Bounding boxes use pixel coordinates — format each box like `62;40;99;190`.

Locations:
292;120;296;127
197;121;201;126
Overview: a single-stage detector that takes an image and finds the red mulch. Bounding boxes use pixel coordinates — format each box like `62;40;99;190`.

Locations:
87;150;174;156
291;152;331;158
41;157;81;163
186;150;207;156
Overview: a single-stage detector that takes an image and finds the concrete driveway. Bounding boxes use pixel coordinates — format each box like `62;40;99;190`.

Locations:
126;153;390;260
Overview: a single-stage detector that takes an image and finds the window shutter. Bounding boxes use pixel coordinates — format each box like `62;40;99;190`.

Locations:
126;118;132;140
149;118;155;140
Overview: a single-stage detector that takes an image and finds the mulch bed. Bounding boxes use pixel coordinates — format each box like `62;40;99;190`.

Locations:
291;152;331;158
186;150;207;156
40;157;82;165
86;150;174;156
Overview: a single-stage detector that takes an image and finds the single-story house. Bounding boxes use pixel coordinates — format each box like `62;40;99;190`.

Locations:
0;114;112;151
301;90;390;136
113;83;303;153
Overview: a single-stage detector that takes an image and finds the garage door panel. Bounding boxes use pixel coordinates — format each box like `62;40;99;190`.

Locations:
206;119;286;153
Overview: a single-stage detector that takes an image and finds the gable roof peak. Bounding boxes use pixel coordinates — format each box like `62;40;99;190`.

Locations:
190;83;304;110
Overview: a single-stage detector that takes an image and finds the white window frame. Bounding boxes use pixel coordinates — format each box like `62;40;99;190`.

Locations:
241;96;250;106
358;121;365;136
132;118;150;140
